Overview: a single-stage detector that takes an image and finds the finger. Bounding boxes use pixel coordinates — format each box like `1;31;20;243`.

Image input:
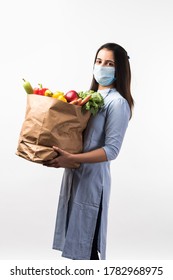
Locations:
43;162;60;168
43;158;58;165
53;146;65;154
43;163;53;167
43;159;55;165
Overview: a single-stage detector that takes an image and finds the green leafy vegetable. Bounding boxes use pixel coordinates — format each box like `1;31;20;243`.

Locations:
78;90;104;116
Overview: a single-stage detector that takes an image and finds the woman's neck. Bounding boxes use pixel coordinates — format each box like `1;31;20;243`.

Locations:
98;84;114;90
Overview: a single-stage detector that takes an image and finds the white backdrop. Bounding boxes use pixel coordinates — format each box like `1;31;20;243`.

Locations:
0;0;173;260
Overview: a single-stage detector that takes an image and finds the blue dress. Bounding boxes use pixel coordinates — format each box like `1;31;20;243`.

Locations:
52;88;130;259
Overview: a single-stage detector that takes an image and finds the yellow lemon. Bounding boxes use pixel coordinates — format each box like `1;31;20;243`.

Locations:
44;89;53;97
58;95;67;102
52;91;64;98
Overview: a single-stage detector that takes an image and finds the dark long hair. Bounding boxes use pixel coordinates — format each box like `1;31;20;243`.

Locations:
90;43;134;118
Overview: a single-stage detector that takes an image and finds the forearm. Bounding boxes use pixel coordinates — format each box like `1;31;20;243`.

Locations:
72;148;107;164
43;146;108;169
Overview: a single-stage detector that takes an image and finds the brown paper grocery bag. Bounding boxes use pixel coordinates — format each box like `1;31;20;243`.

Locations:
16;94;91;164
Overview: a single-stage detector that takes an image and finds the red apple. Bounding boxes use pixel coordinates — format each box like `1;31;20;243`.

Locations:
65;90;78;102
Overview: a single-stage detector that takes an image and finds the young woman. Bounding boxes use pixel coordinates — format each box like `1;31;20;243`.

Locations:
44;42;134;260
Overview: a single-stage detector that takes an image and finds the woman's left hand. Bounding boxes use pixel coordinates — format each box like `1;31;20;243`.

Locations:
43;146;80;169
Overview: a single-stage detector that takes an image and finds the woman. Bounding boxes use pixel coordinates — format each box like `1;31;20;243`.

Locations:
44;42;134;260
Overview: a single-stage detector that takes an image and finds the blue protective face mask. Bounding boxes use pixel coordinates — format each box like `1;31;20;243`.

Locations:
93;64;116;86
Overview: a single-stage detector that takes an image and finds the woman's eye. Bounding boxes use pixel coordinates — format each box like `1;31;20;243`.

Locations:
107;62;115;67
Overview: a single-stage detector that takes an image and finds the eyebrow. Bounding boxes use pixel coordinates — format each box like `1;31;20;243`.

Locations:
96;58;115;63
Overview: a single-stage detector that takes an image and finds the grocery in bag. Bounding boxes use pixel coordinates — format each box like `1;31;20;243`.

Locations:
16;80;104;164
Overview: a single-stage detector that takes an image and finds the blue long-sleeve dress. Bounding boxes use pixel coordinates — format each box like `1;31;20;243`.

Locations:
52;88;130;259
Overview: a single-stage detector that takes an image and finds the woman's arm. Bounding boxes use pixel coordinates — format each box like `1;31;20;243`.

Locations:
43;97;130;169
43;146;107;169
73;147;107;163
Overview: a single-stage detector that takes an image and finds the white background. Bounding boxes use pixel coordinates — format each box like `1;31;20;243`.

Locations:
0;0;173;261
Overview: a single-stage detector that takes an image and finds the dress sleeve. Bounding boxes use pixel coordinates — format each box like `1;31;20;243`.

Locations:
102;98;130;161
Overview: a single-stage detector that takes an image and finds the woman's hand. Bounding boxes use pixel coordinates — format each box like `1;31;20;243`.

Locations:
43;146;80;169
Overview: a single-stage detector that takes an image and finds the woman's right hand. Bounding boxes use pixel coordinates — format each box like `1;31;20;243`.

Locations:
43;146;80;169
